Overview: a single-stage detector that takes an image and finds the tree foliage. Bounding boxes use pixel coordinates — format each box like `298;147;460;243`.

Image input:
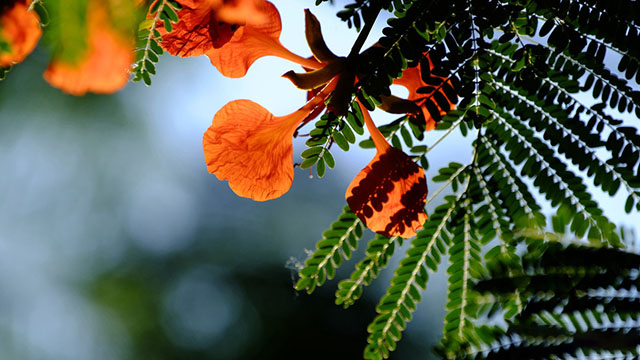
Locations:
292;0;640;358
439;235;640;359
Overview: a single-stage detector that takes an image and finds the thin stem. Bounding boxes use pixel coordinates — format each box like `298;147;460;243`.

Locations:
426;164;469;205
348;4;381;59
358;98;390;152
427;118;463;154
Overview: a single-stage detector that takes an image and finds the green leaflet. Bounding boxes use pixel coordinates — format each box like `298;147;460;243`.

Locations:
132;0;181;86
296;206;364;294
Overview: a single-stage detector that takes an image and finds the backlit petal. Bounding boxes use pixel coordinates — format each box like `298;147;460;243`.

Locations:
43;3;133;96
0;1;41;67
203;100;301;201
204;80;335;201
393;64;424;101
346;147;428;238
216;0;268;24
159;0;226;56
346;100;428;238
393;55;455;131
205;2;320;77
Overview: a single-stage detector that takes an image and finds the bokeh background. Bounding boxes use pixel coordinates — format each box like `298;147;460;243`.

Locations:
0;0;637;359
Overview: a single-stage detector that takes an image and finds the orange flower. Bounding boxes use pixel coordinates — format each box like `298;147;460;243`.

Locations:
203;80;337;201
43;1;133;95
161;0;321;78
346;99;428;238
0;0;41;68
393;55;456;131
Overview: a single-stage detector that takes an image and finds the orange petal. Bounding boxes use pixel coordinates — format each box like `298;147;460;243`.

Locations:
0;1;41;68
204;80;336;200
203;100;298;201
216;0;269;24
346;147;428;238
159;0;225;57
205;1;321;77
161;0;321;76
393;64;425;102
393;54;456;130
43;3;133;96
346;100;428;238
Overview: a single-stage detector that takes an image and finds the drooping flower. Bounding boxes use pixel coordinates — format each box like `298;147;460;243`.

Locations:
43;1;134;95
0;0;41;68
200;4;429;237
346;99;428;238
392;54;456;131
203;79;337;201
160;0;321;78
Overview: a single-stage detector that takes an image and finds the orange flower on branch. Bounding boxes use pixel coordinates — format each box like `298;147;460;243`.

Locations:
346;99;428;238
43;1;134;95
160;0;322;78
199;5;431;237
203;80;337;201
0;0;41;68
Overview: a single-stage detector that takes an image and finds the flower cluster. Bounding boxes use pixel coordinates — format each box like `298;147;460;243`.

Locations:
2;0;450;238
159;0;449;238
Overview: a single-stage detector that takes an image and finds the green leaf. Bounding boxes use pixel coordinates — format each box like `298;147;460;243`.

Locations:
332;131;349;151
317;157;326;178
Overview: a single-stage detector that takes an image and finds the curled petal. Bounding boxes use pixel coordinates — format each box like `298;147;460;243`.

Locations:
43;3;133;95
346;147;428;238
298;78;326;129
295;57;329;127
378;94;421;114
0;1;41;67
304;9;338;62
282;58;345;90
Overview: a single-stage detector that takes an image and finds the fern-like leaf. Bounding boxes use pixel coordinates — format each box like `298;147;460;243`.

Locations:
296;206;364;294
132;0;181;86
335;235;401;308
